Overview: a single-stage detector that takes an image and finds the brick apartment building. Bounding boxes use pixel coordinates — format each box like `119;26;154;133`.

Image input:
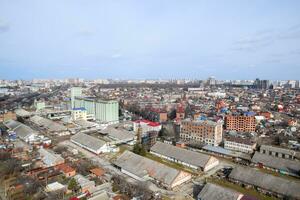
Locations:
225;115;256;132
180;119;223;146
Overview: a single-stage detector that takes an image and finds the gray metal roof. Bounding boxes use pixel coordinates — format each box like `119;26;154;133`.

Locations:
229;167;300;199
251;152;300;174
30;115;67;132
3;119;22;130
114;150;184;186
38;148;64;167
71;133;106;152
14;124;37;140
151;142;214;169
260;145;296;156
4;120;38;140
197;183;242;200
101;127;135;141
15;108;32;117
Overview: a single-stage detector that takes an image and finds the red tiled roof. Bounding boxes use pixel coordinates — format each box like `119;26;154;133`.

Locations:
133;119;160;127
90;168;105;176
56;163;75;174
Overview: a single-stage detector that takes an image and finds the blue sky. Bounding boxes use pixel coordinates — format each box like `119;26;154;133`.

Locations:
0;0;300;80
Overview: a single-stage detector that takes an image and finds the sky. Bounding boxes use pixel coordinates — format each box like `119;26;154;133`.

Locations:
0;0;300;80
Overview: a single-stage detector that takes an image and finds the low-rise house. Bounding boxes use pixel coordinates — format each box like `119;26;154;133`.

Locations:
197;183;243;200
113;150;191;189
90;168;105;177
224;136;256;154
150;141;219;172
45;182;66;192
71;133;110;154
229;167;300;199
251;152;300;177
38;148;65;167
55;163;76;177
74;174;95;193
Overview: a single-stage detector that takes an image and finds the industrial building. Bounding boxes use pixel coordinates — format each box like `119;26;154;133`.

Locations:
251;152;300;177
113;150;191;189
74;96;119;124
197;183;243;200
150;141;219;172
229;167;300;199
224;136;257;153
180;119;223;146
71;133;110;154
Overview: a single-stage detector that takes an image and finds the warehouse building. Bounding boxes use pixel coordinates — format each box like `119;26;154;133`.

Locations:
150;142;219;172
197;183;243;200
251;152;300;177
113;151;191;189
229;167;300;199
71;133;110;154
259;145;297;160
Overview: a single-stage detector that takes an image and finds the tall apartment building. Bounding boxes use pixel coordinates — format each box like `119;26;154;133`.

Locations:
74;97;119;124
225;115;256;132
71;87;82;109
180;119;223;146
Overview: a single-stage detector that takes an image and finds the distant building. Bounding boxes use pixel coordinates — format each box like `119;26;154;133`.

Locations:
225;115;256;132
71;87;83;109
74;97;119;124
180;119;223;146
254;78;270;90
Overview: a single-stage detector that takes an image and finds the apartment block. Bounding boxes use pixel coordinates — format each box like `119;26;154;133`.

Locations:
225;115;256;132
180;119;223;146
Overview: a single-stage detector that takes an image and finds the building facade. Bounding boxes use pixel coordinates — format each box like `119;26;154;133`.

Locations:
71;87;82;109
225;115;256;132
180;119;223;146
74;97;119;124
224;136;256;153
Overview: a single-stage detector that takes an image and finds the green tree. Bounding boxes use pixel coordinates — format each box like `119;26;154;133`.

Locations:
68;178;79;193
132;144;146;156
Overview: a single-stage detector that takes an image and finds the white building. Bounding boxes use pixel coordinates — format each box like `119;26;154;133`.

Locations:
71;133;110;154
224;136;256;154
133;119;161;134
72;107;87;121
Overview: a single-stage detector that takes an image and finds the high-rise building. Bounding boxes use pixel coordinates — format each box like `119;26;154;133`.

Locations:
254;78;269;90
71;87;82;109
74;97;119;124
225;115;256;132
180;119;223;146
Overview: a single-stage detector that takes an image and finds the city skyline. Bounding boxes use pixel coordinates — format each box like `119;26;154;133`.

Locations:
1;0;300;80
